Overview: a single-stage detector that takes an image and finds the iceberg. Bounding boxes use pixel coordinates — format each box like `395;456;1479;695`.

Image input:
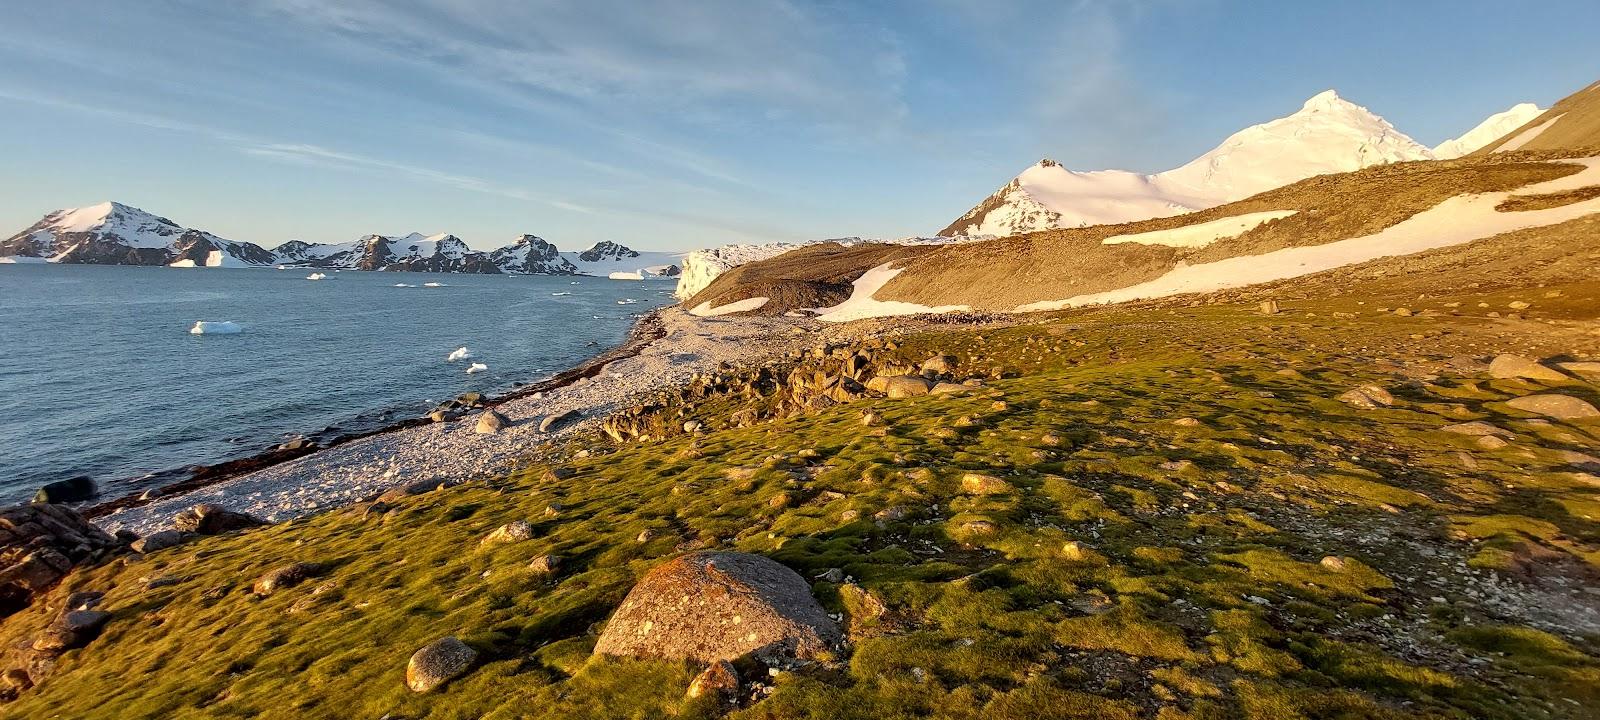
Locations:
447;347;472;362
189;321;243;335
306;272;328;280
466;362;488;374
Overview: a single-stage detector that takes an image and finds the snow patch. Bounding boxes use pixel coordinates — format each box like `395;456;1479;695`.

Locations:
1102;211;1298;248
0;255;48;264
689;296;770;317
814;263;970;322
1496;113;1567;153
1018;157;1600;311
189;321;242;335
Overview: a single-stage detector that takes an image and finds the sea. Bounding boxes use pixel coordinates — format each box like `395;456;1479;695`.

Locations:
0;264;673;504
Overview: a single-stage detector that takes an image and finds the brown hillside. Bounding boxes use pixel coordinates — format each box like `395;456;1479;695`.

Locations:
1474;79;1600;154
685;242;930;315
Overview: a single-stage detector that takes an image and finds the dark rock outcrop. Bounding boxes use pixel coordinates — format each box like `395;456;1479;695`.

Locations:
0;505;121;617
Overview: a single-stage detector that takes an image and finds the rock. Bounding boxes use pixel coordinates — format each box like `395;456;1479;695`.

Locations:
34;610;112;652
252;562;323;596
474;410;509;434
1061;541;1087;561
32;477;96;505
879;376;932;398
592;552;842;664
172;504;263;535
428;409;458;423
929;382;968;395
960;473;1011;495
1393;307;1413;317
920;354;957;375
1337;385;1395;409
406;637;477;692
683;420;703;433
65;591;103;610
1506;394;1600;420
130;530;184;554
0;504;121;617
481;520;535;546
1508;300;1531;310
816;568;846;584
1476;435;1510;450
1258;300;1279;315
686;660;740;704
1556;361;1600;381
540;409;580;433
1319;556;1348;572
1489;354;1570;382
527;554;562;577
1172;417;1202;427
1440;421;1513;437
956;519;999;537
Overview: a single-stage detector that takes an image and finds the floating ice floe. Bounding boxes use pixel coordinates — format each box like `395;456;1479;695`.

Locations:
616;298;639;305
447;347;472;362
394;283;415;288
306;272;327;281
423;282;446;287
466;362;488;374
551;291;572;296
189;321;243;335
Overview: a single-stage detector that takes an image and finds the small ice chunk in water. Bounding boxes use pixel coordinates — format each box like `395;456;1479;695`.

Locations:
447;347;472;362
466;362;488;374
423;282;445;287
190;321;242;335
394;283;414;288
306;272;327;281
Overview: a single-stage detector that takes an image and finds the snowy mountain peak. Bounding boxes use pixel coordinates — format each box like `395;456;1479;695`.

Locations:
2;201;276;267
942;89;1438;237
1433;103;1544;159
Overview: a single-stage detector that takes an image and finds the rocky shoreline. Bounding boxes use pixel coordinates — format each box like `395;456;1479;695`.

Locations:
90;306;844;535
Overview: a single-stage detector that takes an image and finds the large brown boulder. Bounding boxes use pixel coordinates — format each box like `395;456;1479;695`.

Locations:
0;504;121;617
172;504;263;535
594;552;842;664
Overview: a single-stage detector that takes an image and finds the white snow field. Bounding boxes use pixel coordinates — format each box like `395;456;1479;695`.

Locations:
189;321;243;335
1017;157;1600;311
688;296;770;317
1102;210;1298;248
814;263;970;323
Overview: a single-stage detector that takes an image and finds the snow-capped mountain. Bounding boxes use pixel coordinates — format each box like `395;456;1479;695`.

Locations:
0;202;275;267
563;242;683;280
1432;103;1544;159
489;234;578;275
942;91;1438;237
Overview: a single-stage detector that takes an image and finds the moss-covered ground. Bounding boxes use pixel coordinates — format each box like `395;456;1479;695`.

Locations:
4;280;1599;720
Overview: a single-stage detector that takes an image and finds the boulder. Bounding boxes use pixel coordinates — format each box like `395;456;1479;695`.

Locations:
929;382;968;395
540;409;580;433
474;410;510;434
32;477;96;504
172;504;263;535
882;376;932;398
527;554;562;577
1506;394;1600;420
920;354;957;375
252;562;323;596
1489;354;1571;382
593;552;842;664
1440;421;1513;437
0;504;120;617
33;610;111;652
1258;300;1280;315
130;530;185;554
1556;361;1600;381
406;636;477;692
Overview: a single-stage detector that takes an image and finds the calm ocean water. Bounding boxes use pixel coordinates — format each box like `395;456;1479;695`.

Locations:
0;264;672;504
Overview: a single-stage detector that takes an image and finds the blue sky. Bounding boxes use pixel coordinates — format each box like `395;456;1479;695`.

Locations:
2;1;1597;252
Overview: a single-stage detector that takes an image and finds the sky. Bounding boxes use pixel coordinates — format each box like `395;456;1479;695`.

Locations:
2;1;1598;252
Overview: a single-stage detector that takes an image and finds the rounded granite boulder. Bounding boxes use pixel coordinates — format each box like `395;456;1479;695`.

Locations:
593;552;841;664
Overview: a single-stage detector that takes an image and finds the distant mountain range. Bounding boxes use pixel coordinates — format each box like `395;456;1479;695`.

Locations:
940;92;1545;237
0;202;681;277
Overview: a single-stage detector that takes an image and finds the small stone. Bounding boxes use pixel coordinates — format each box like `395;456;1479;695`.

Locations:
1172;417;1202;427
1319;556;1347;572
960;472;1011;495
686;660;740;704
539;409;580;433
481;520;535;546
252;562;323;596
406;637;477;692
1338;385;1394;409
527;554;562;577
1476;435;1510;450
816;568;846;584
130;530;184;554
1061;541;1087;561
65;591;104;610
683;420;703;433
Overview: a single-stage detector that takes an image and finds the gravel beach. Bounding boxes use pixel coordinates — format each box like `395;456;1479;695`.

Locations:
96;307;838;535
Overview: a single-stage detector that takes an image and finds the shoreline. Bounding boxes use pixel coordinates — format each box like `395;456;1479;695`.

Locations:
82;308;669;521
92;306;836;535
